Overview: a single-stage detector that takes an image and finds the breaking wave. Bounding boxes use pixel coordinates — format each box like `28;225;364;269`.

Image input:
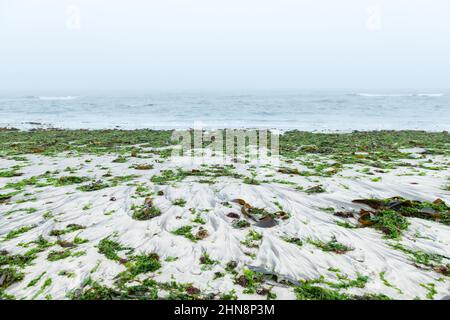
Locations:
38;96;78;101
354;93;444;98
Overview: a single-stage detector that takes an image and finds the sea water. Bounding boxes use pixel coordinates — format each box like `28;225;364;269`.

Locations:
0;92;448;131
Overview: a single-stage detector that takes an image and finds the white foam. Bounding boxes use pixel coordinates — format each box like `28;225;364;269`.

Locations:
38;96;78;101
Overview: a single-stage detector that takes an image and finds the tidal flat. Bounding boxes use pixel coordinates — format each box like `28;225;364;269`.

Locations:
0;129;449;300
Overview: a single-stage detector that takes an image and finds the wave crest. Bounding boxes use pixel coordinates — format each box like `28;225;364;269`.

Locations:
38;96;78;101
354;93;443;98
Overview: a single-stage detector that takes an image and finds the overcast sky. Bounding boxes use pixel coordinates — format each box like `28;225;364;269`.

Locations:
0;0;449;94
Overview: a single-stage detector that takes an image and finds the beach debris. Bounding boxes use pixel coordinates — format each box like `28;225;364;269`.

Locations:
232;199;247;206
241;230;263;248
131;197;161;220
278;167;300;175
113;253;162;286
112;156;127;163
256;287;270;296
172;198;187;207
78;180;109;192
435;265;449;276
226;261;238;272
433;198;445;206
334;211;354;218
199;252;217;266
232;220;251;229
151;169;187;184
131;163;153;170
353;199;388;210
308;236;354;254
353;197;449;225
305;185;326;194
356;207;407;238
56;176;89;186
232;198;289;228
172;225;203;242
226;212;240;219
243;176;261;185
357;209;376;227
282;237;303;247
234;269;264;294
389;243;450;276
195;227;209;240
57;240;76;248
47;250;71;261
0;268;24;289
256;216;278;228
144;196;154;208
0;191;19;204
186;286;201;295
49;224;86;237
0;170;23;177
98;237;134;262
236;275;249;287
343;197;450;239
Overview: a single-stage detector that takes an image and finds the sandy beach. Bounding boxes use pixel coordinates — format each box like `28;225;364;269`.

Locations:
0;129;449;300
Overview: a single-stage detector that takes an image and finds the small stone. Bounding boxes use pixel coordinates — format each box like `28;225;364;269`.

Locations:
256;287;270;296
227;212;240;219
196;228;209;239
256;216;278;228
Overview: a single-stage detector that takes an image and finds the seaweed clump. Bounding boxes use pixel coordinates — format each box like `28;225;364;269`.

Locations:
0;267;24;289
232;198;290;228
131;197;161;221
351;197;450;239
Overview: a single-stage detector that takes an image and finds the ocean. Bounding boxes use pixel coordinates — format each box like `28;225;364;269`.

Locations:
0;93;448;132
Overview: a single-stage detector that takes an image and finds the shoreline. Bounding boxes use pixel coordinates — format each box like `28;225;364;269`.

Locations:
1;125;450;134
0;130;449;300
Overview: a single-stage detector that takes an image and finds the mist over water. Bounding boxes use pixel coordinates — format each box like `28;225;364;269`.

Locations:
0;93;448;132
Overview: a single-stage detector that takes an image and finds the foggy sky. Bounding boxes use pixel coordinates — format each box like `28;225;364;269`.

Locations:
1;0;449;94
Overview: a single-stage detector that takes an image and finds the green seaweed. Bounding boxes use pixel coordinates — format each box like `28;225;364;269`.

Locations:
379;271;403;294
4;225;36;240
98;237;133;261
307;236;353;254
172;198;187;207
369;210;410;239
171;225;199;242
235;269;264;294
0;267;24;289
49;224;86;237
